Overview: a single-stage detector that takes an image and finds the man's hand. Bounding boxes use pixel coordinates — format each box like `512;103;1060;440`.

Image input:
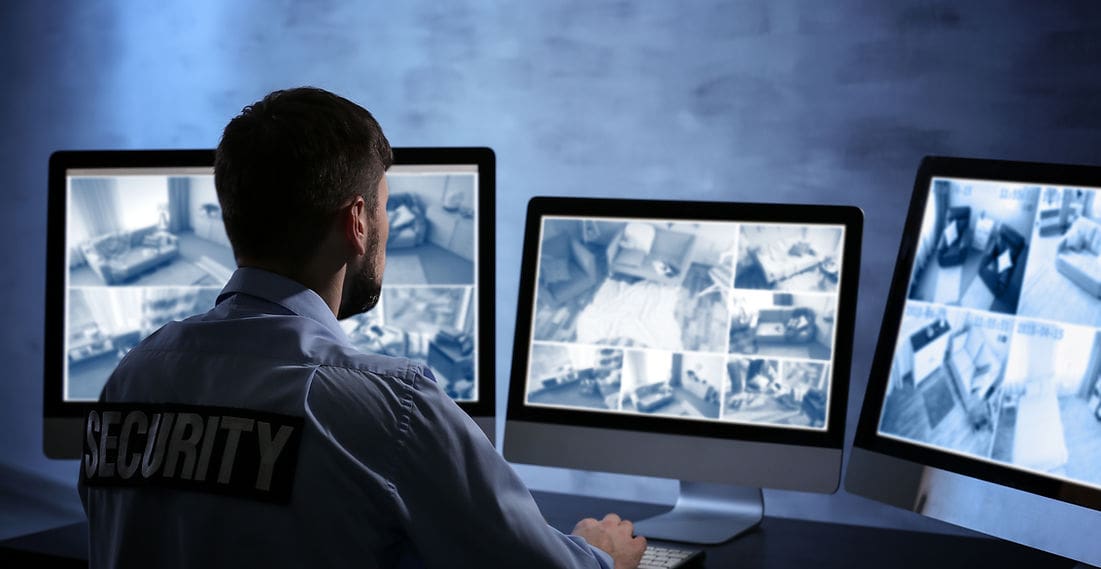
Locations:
572;513;647;569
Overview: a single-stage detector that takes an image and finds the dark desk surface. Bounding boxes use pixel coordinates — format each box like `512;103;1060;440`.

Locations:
532;490;1078;569
0;490;1080;568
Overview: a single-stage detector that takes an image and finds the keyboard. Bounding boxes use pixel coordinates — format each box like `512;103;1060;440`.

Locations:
637;544;705;569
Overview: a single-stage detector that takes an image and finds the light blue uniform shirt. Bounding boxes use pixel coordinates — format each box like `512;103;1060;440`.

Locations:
79;267;612;569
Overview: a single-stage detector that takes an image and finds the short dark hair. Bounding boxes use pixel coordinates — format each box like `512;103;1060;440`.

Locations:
214;87;393;264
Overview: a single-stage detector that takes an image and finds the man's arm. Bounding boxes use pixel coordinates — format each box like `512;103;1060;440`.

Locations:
389;368;643;569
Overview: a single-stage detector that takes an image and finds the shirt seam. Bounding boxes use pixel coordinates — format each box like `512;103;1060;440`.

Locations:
302;362;408;532
385;364;418;509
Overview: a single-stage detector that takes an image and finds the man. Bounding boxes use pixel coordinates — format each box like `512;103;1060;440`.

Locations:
79;87;646;568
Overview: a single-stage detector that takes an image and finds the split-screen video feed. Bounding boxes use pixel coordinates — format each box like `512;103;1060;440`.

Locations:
524;216;846;431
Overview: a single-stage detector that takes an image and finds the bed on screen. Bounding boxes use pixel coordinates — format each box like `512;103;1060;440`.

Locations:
574;279;683;351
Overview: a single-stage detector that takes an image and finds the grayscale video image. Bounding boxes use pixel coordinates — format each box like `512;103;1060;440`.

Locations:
734;224;843;293
996;323;1101;487
878;305;1013;459
67;176;235;287
526;343;625;411
881;300;1101;488
66;287;220;401
907;179;1039;315
618;350;722;419
722;357;828;428
531;217;737;353
384;173;476;286
343;286;477;401
1018;187;1101;328
727;290;837;361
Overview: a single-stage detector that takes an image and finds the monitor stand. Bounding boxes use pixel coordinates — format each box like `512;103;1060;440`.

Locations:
633;481;763;544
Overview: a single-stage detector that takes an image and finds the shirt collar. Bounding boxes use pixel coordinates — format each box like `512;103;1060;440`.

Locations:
217;267;350;343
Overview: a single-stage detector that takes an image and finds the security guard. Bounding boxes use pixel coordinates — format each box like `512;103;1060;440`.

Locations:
79;87;646;569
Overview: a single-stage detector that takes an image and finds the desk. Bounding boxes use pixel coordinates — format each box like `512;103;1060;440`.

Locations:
532;491;1076;569
0;522;86;567
2;491;1078;568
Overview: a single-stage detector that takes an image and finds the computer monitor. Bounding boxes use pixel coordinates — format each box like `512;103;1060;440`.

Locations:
504;197;862;544
338;147;495;439
847;156;1101;566
44;147;496;458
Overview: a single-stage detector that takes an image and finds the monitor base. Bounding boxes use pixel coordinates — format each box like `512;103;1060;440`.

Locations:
634;481;763;544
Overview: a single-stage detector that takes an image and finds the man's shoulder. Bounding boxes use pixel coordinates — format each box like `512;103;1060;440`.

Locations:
313;352;434;393
132;311;393;364
302;354;444;464
120;311;436;396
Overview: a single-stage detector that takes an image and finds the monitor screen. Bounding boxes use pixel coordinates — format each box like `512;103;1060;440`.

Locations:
522;216;847;431
848;156;1101;566
338;159;487;404
878;174;1101;490
62;164;228;402
506;197;862;499
45;148;495;458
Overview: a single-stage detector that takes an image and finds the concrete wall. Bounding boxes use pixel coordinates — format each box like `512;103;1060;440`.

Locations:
3;0;1101;542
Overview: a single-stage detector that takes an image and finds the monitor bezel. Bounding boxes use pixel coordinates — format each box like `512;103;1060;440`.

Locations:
44;147;496;437
506;196;863;450
852;155;1101;512
388;147;496;420
44;149;217;423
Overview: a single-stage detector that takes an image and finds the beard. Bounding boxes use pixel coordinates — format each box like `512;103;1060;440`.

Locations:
337;239;384;320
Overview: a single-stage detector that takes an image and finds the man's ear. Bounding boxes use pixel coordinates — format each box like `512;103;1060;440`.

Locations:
344;195;368;256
